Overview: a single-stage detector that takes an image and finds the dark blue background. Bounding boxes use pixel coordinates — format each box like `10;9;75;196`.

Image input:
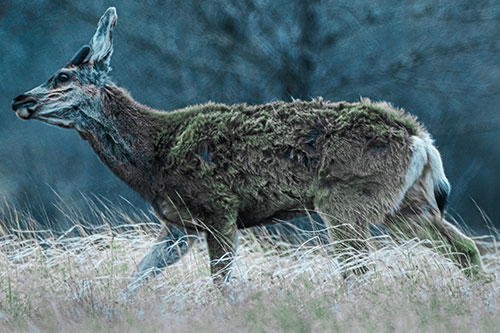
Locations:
1;1;499;234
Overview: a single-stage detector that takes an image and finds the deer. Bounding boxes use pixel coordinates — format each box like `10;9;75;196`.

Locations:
11;8;482;292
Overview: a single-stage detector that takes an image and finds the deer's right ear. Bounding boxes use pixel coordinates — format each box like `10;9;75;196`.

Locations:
87;7;117;68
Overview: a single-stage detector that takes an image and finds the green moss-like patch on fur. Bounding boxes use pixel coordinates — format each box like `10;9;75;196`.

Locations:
152;98;419;165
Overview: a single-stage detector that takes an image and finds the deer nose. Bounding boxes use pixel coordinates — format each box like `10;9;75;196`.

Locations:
12;94;38;110
12;94;38;119
12;94;38;111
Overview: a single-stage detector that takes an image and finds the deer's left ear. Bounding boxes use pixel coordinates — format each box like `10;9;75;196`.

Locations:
87;7;117;68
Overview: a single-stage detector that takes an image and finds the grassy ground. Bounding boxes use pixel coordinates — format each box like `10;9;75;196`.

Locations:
0;205;498;332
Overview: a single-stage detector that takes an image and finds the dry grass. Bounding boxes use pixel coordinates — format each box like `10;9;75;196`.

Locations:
0;205;498;332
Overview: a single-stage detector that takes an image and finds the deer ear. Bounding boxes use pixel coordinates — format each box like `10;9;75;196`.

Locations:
69;45;91;67
87;7;117;67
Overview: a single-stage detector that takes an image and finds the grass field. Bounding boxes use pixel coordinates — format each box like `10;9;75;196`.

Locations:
0;203;498;332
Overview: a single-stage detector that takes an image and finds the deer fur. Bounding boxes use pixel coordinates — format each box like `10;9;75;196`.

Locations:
11;8;482;292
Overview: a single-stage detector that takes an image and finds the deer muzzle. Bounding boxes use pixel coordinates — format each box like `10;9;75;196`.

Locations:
12;94;38;119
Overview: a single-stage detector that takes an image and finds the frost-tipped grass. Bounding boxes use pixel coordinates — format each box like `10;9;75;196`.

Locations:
0;202;498;332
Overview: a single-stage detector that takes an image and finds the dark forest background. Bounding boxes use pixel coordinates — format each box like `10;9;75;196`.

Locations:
0;1;499;235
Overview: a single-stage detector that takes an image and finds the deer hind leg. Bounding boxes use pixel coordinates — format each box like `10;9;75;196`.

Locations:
433;218;482;276
388;162;482;276
385;187;482;277
314;181;393;277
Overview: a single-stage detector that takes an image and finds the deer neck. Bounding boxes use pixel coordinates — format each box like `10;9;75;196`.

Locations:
79;86;159;200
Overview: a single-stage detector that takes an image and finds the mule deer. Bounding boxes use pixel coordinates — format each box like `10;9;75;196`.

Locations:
11;8;482;290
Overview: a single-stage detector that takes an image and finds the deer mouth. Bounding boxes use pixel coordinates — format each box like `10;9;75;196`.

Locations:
15;105;36;119
36;115;74;129
12;97;37;120
16;106;74;129
12;93;38;120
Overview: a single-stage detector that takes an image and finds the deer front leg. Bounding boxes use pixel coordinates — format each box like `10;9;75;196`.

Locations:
127;224;197;294
205;220;238;287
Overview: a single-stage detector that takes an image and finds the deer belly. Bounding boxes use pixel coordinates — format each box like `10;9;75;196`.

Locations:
153;199;204;230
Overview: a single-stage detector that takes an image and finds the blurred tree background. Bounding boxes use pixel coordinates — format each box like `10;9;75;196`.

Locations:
0;0;499;234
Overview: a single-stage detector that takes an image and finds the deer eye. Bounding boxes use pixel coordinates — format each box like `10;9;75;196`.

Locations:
57;72;70;83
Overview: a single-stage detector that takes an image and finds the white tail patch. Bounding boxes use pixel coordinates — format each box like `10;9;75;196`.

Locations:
394;136;428;211
422;134;450;194
395;135;450;213
421;133;451;214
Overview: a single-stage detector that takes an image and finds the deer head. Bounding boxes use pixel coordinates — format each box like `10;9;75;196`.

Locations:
11;7;117;132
